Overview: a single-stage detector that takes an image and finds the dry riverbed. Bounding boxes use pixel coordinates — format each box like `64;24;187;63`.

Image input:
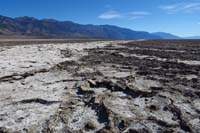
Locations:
0;40;200;133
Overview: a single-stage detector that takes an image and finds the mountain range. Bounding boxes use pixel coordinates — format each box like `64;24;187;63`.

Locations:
0;15;199;39
0;15;161;39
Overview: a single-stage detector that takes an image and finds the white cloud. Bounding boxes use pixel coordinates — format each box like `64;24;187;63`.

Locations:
160;4;179;11
98;11;122;19
128;11;150;20
98;10;150;20
129;11;151;15
160;2;200;13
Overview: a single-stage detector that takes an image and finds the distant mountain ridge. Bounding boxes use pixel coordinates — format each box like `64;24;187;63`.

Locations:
183;36;200;39
152;32;200;39
0;15;161;39
152;32;180;39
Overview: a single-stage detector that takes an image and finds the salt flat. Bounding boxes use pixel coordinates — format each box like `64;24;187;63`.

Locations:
0;41;125;132
0;40;199;133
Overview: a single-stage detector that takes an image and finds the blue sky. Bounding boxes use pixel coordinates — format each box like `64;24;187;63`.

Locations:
0;0;200;36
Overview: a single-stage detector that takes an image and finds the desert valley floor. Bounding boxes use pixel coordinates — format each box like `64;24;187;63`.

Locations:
0;40;200;133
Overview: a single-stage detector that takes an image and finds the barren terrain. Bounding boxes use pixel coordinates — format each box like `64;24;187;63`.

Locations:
0;40;200;133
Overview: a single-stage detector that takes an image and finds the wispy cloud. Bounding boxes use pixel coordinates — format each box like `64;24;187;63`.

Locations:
98;10;122;19
160;2;200;14
98;10;150;20
128;11;151;20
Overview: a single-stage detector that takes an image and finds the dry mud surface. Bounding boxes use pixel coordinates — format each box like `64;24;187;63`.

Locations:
0;40;200;133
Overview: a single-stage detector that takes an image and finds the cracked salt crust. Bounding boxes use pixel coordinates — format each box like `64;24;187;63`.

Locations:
0;41;127;131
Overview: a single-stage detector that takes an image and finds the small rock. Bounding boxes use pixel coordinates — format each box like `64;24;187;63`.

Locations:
96;128;114;133
87;79;96;87
77;81;94;94
85;121;96;131
80;86;93;92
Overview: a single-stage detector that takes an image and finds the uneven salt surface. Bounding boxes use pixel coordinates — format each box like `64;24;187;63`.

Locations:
0;42;110;77
0;40;200;132
0;41;125;132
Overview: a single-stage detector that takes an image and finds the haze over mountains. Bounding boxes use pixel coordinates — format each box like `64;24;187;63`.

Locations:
152;32;180;39
152;32;200;39
0;15;199;39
